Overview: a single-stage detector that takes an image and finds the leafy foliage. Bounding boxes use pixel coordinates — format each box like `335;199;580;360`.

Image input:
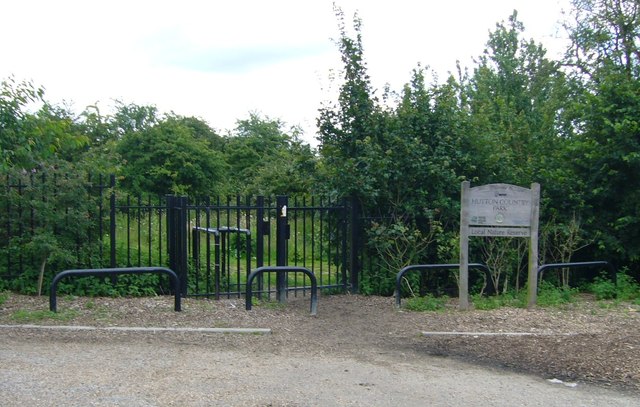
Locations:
2;0;640;297
117;115;227;197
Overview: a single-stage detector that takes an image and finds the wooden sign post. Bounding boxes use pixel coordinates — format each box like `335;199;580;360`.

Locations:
459;182;540;310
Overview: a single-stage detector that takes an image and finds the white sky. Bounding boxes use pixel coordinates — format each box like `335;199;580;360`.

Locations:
1;0;571;145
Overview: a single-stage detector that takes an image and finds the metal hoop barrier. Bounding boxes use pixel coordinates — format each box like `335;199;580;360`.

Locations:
50;267;182;312
246;266;318;316
537;261;616;294
395;263;492;308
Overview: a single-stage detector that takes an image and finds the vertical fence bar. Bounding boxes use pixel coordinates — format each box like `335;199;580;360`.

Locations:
97;174;104;265
256;196;265;298
319;197;324;287
245;195;252;293
349;196;360;293
126;195;131;267
293;196;299;296
166;195;176;281
215;196;221;299
136;195;142;267
179;196;188;297
205;197;212;297
276;195;288;302
311;197;322;286
341;198;348;290
157;195;163;267
224;196;230;298
147;195;152;266
109;175;117;268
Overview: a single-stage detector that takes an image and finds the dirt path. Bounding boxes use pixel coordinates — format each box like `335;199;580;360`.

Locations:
1;293;639;406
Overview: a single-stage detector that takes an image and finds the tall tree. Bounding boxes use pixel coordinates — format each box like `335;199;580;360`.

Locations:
116;115;227;197
317;5;381;203
0;77;88;170
465;12;570;189
222;113;317;196
564;0;640;268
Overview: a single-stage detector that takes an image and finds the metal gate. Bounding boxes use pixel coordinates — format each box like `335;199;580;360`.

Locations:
167;195;352;299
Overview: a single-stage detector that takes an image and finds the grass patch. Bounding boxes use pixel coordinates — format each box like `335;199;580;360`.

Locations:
536;282;578;307
10;309;79;323
472;293;524;310
251;298;287;310
403;294;447;312
0;291;8;307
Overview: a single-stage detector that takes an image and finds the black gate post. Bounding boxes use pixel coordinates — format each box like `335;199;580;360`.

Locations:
340;198;349;291
255;196;266;298
109;174;117;268
276;195;289;302
167;195;189;297
349;196;361;293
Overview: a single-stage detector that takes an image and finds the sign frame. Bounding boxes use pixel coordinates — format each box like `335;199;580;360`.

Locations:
459;182;540;309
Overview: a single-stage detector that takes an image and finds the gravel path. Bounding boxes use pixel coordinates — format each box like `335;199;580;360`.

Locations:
1;328;638;407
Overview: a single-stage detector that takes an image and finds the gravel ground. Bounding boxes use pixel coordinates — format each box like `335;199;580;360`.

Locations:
0;293;639;406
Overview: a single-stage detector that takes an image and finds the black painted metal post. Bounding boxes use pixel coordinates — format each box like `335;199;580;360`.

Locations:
166;195;177;284
167;195;188;296
349;196;360;293
276;195;288;302
109;174;117;268
340;198;348;290
177;196;188;297
255;196;265;298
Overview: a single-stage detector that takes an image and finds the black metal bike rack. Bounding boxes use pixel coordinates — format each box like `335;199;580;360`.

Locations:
50;267;181;312
395;263;493;308
246;266;318;316
537;261;616;294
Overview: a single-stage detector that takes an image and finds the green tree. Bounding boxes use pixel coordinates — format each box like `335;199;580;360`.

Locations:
222;113;317;196
564;0;640;269
116;115;227;197
0;77;88;170
465;12;570;187
317;5;381;203
1;161;103;294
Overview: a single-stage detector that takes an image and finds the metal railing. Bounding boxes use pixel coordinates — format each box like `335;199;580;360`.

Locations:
537;261;616;293
246;266;318;315
395;263;493;307
50;267;181;312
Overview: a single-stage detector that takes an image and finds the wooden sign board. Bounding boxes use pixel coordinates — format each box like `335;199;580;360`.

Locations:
459;182;540;310
468;183;532;227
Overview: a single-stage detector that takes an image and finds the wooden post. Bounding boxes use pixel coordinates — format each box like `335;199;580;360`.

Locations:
527;183;541;310
459;181;470;310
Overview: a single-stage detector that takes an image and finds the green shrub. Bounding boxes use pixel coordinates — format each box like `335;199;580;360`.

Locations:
537;281;577;306
0;291;8;306
589;274;618;300
472;293;523;310
403;294;447;312
615;272;640;301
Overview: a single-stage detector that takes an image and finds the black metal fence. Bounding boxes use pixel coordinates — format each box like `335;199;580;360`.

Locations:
1;172;355;298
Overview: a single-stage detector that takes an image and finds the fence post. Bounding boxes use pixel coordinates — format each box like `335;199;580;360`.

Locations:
167;195;189;297
349;196;361;293
340;198;349;290
109;174;116;268
255;196;265;297
276;195;288;302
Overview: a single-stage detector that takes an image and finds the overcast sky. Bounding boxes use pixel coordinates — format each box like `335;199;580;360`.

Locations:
1;0;571;145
